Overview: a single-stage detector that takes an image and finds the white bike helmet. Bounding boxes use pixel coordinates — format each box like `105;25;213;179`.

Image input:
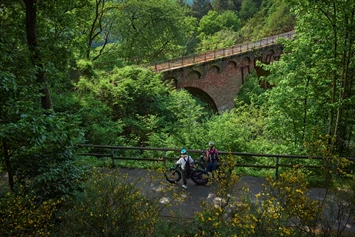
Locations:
209;141;214;147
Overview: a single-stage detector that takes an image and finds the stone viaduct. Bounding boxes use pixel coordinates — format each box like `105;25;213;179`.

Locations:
153;31;294;113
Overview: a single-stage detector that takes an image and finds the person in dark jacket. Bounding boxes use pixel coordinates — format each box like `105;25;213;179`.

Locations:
205;142;219;177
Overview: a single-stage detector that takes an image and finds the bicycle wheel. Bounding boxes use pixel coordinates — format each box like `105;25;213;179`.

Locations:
191;169;209;185
165;168;181;183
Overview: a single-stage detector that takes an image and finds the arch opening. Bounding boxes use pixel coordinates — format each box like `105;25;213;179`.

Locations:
187;70;202;80
208;65;220;74
183;87;218;114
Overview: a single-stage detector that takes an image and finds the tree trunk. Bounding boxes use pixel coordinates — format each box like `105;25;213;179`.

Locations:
333;8;355;154
2;139;14;190
24;0;53;110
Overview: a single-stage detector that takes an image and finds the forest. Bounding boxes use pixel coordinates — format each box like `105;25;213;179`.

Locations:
1;0;355;236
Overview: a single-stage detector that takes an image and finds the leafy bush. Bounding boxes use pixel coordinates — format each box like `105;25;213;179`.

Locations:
1;111;85;199
56;168;180;236
194;150;355;237
75;66;186;146
195;167;322;236
0;191;61;237
196;29;239;52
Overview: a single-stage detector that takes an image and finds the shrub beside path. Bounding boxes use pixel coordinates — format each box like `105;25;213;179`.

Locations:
2;168;355;234
118;168;355;234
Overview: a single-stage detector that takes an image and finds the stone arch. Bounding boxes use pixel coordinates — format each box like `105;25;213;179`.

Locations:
183;87;218;113
226;61;237;77
227;60;237;69
239;57;252;84
208;65;220;74
187;70;201;80
264;49;275;63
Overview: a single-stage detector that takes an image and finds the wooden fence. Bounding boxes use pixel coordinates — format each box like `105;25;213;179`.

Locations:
77;144;355;178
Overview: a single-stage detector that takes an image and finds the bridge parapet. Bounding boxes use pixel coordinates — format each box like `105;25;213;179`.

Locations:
152;31;294;72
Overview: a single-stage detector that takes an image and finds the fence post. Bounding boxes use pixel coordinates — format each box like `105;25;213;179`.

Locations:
275;157;279;179
111;149;115;168
162;150;166;167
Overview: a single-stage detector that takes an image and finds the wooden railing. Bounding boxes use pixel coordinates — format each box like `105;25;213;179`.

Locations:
77;144;355;178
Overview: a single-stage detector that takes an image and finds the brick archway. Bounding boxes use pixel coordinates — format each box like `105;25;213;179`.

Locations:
183;87;218;113
161;44;284;112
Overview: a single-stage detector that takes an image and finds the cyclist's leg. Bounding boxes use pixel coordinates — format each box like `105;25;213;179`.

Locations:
206;162;212;173
182;169;187;186
207;162;215;178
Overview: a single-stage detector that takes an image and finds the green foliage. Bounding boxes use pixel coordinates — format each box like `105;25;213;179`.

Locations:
236;72;267;106
295;0;355;153
191;0;213;21
195;168;327;237
260;0;355;154
239;0;259;22
0;191;61;237
195;10;241;52
75;59;95;78
149;100;266;155
74;93;125;145
237;0;295;42
196;29;239;52
0;50;86;199
258;35;326;149
263;0;295;33
91;43;126;71
211;0;236;12
2;112;85;198
55;168;178;236
202;108;257;152
112;0;196;63
147;89;207;150
75;66;176;145
304;132;354;186
198;10;240;37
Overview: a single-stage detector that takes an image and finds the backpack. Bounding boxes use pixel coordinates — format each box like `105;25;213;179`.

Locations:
208;149;218;163
184;156;191;172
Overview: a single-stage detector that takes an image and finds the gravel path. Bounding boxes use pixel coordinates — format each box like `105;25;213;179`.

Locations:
117;168;355;234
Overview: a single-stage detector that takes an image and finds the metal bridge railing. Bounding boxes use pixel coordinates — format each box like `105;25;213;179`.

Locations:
151;31;295;72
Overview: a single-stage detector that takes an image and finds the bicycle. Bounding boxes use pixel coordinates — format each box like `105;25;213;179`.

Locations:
164;163;209;185
194;151;207;170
